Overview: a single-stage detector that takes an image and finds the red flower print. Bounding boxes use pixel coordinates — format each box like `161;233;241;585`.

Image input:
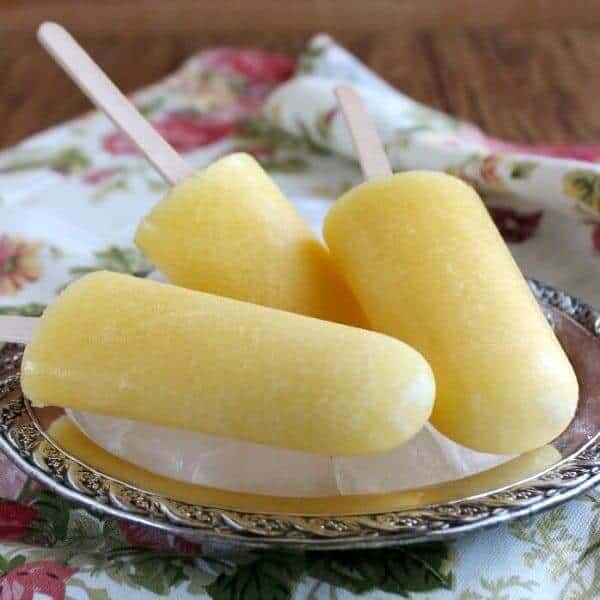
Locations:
0;561;77;600
0;454;29;501
81;167;121;185
593;225;600;254
103;114;238;155
118;521;171;550
201;48;295;85
118;522;202;555
480;155;503;188
0;503;37;541
0;235;42;296
488;207;543;243
172;535;203;555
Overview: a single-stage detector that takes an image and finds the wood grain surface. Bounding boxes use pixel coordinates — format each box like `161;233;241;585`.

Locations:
1;2;600;149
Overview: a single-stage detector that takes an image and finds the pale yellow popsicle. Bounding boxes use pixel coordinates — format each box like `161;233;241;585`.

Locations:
324;171;578;454
21;271;434;455
135;153;365;326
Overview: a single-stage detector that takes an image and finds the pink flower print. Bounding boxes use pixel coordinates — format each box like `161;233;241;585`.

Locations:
0;236;42;296
81;167;121;185
0;561;77;600
480;155;504;188
103;114;238;155
0;454;29;501
201;48;295;85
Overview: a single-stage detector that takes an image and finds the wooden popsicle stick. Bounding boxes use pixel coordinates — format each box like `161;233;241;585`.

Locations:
0;316;38;345
37;22;194;186
335;85;392;181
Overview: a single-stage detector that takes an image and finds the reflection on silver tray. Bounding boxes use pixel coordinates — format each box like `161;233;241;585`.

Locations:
1;279;599;551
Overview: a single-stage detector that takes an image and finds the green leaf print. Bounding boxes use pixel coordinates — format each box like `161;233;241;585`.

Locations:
459;575;538;600
510;161;538;180
307;553;385;594
238;117;330;158
307;543;453;596
184;562;227;594
67;577;111;600
508;503;600;598
137;97;165;118
511;506;584;578
580;540;600;564
207;553;304;600
0;303;46;316
61;511;107;559
296;122;332;156
0;147;91;175
561;491;600;599
32;490;77;544
238;118;314;154
91;177;130;202
259;157;309;173
305;580;340;600
389;125;429;148
100;551;223;596
563;170;600;216
295;44;325;74
125;555;189;595
0;554;26;575
69;246;152;278
315;109;337;141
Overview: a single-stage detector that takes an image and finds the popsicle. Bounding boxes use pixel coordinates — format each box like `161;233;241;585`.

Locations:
324;86;578;455
37;23;364;326
135;152;364;324
19;271;435;456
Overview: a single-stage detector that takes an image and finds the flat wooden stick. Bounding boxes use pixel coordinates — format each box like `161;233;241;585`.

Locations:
37;22;194;185
335;85;392;181
0;316;38;345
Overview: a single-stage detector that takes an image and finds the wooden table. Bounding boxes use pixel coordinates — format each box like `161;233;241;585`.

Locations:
1;3;600;149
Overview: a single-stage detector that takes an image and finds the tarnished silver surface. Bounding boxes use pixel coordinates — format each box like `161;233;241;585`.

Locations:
1;279;599;551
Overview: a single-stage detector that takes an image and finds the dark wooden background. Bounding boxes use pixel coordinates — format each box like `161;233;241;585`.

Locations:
1;0;600;149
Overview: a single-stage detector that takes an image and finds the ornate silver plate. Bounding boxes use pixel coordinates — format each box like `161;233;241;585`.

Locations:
1;279;599;552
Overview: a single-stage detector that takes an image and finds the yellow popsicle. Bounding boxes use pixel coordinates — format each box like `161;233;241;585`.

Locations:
22;271;434;456
135;152;365;326
324;171;578;454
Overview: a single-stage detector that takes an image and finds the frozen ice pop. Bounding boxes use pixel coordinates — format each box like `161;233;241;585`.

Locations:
135;153;365;325
21;271;434;456
324;171;578;454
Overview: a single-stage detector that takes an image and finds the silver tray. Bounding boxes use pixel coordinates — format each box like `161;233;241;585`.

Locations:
1;279;599;552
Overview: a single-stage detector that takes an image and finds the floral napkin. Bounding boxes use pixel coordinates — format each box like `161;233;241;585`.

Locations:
0;36;599;600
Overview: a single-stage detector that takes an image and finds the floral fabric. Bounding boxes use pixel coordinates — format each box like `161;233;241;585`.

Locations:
0;37;599;599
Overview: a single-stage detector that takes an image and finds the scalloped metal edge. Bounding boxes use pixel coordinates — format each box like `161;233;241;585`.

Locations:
1;279;599;551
